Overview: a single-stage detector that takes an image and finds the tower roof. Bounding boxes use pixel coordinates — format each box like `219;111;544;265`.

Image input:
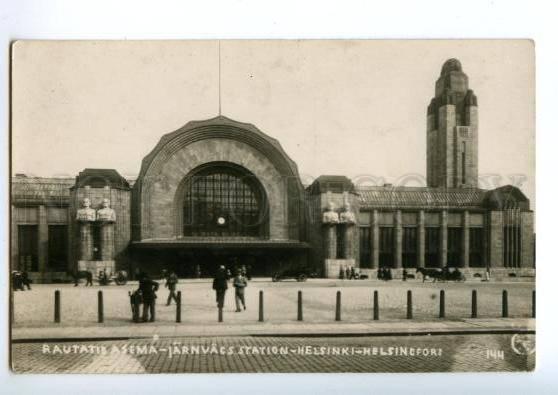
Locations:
441;58;463;75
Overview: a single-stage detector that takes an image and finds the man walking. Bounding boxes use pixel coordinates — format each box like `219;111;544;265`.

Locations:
233;271;247;312
212;265;228;309
139;272;159;322
165;271;179;306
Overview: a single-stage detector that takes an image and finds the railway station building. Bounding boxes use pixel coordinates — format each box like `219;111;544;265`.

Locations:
10;59;535;282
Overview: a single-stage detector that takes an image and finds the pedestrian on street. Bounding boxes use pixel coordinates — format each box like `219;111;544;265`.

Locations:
21;270;32;290
213;265;228;309
138;272;159;322
339;266;345;280
165;271;179;305
86;271;93;286
345;266;351;280
350;266;356;280
233;271;247;312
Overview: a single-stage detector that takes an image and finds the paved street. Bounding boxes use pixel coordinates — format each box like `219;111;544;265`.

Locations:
11;333;535;373
13;279;535;328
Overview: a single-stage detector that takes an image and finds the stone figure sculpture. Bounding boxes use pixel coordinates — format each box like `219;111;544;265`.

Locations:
76;198;96;222
97;198;116;222
340;201;356;224
322;201;339;224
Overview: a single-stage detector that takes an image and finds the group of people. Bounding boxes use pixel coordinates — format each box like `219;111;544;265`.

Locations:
377;266;393;281
11;270;32;291
131;266;250;323
212;265;249;312
339;266;359;280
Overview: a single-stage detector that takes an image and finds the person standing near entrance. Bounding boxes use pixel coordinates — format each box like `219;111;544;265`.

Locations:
139;272;159;322
233;271;247;312
165;271;179;305
212;265;228;308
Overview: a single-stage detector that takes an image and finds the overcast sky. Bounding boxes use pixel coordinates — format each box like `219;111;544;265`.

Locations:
12;40;534;203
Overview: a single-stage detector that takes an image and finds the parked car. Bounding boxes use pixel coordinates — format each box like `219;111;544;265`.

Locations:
272;267;317;282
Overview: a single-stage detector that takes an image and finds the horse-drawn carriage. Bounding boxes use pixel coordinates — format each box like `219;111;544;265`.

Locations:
416;267;466;282
73;269;128;286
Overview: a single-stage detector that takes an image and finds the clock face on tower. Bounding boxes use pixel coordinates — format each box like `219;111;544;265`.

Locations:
217;216;226;225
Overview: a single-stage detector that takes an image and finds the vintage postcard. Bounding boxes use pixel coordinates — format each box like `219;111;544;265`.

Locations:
9;40;535;373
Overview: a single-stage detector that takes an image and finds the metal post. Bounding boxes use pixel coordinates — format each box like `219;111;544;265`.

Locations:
259;290;264;322
471;290;477;318
439;290;445;318
176;291;182;323
335;291;341;321
97;290;104;323
406;290;412;319
532;290;536;318
502;290;508;318
373;290;379;321
54;290;60;323
297;291;303;321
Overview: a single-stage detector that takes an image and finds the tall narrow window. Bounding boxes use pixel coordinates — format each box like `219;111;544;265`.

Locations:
462;141;466;184
469;227;484;267
336;224;345;259
379;227;394;268
425;227;440;267
359;227;371;268
18;225;38;272
402;227;417;268
447;227;462;267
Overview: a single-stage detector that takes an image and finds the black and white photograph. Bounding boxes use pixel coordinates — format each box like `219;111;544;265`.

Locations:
8;39;537;375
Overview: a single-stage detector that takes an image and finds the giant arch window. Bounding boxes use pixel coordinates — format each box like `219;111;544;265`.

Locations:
181;163;269;237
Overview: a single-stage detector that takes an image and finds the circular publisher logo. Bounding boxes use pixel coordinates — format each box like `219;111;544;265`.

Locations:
511;334;535;355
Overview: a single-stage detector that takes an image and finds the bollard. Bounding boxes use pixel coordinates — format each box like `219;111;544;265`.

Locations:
471;290;477;318
218;307;223;323
54;290;61;323
259;290;264;322
335;291;341;321
439;290;445;318
97;290;104;323
532;290;536;318
406;290;412;319
502;290;508;318
373;290;379;321
297;291;303;321
176;291;182;323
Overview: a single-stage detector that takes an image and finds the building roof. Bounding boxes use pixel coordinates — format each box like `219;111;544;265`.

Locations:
357;186;488;210
11;176;74;206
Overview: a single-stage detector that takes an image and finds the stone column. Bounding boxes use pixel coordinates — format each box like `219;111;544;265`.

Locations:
440;210;448;267
489;211;504;268
371;210;379;269
462;210;470;268
79;222;94;261
324;225;337;260
38;205;48;275
99;222;115;261
418;210;425;268
521;211;534;268
394;210;402;268
343;224;355;259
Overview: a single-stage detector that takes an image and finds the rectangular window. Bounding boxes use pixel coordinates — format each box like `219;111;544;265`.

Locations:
425;227;439;267
447;227;462;267
469;227;484;267
402;227;417;268
18;225;38;272
359;227;371;268
48;225;68;271
379;227;394;268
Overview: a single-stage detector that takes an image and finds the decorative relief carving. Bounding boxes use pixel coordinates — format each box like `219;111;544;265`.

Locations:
322;201;339;224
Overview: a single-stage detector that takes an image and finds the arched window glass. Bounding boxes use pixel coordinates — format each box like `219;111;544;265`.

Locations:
182;164;267;237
